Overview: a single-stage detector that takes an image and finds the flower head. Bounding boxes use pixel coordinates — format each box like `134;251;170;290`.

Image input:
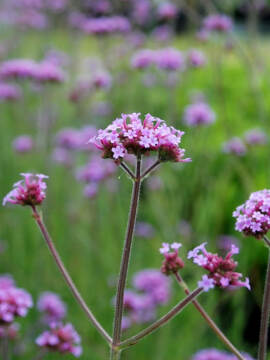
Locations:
37;292;66;325
0;83;21;101
188;243;250;291
159;242;184;275
183;101;215;127
233;189;270;238
12;135;34;153
192;348;254;360
203;14;233;33
89;113;190;164
187;50;207;68
36;323;82;357
244;129;267;146
3;173;48;207
223;137;246;156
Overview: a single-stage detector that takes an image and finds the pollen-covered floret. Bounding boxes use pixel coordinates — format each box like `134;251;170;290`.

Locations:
89;113;191;163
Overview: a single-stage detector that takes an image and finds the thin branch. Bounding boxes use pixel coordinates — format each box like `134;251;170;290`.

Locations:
120;287;202;348
258;247;270;360
141;160;160;180
263;236;270;248
120;162;136;181
112;154;142;345
174;273;245;360
31;206;112;345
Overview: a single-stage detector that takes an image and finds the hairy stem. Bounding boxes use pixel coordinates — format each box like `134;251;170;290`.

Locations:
112;154;142;346
31;206;112;344
174;273;245;360
120;287;202;348
258;247;270;360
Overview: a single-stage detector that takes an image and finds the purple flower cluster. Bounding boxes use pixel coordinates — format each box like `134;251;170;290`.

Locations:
157;2;178;20
222;137;246;156
12;135;34;153
244;129;267;146
117;269;171;330
233;189;270;238
3;173;48;207
37;292;66;325
73;15;131;35
0;275;33;323
0;82;21;101
192;348;254;360
183;101;215;127
131;48;185;71
188;243;250;292
187;50;207;68
90;112;190;163
202;14;233;33
36;323;82;357
0;59;65;83
159;242;184;275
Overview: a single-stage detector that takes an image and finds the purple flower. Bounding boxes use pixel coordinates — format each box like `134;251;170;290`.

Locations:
133;269;171;305
81;16;130;35
203;14;233;33
135;222;155;238
12;135;34;153
187;50;207;68
223;137;246;156
192;348;254;360
188;243;250;290
36;323;82;357
0;59;39;80
198;275;215;292
90;113;191;163
91;71;112;90
52;148;73;167
183;101;215;127
157;2;178;20
155;48;185;71
159;242;184;275
244;129;267;146
233;189;270;238
131;49;156;69
3;173;48;207
0;283;33;323
0;83;21;101
37;292;66;324
34;61;65;83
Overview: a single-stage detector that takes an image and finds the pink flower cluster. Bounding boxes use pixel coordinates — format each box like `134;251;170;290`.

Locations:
233;189;270;238
118;269;171;330
157;2;178;20
131;48;185;71
0;59;65;83
159;242;184;275
36;323;82;357
222;137;246;156
0;275;33;323
3;173;48;207
188;243;250;292
73;15;131;35
192;348;254;360
202;14;233;33
90;113;190;163
183;101;215;127
187;50;207;68
0;83;21;101
12;135;34;153
37;292;66;325
244;129;267;146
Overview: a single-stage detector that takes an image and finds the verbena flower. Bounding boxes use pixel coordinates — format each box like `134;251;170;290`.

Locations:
3;173;48;207
0;59;39;80
203;14;233;33
37;292;66;325
159;242;184;275
188;243;250;291
222;137;246;156
187;50;207;68
132;269;171;305
0;282;33;323
192;348;254;360
34;61;65;83
183;101;215;127
89;113;191;163
233;189;270;238
244;129;267;146
36;323;82;357
81;16;130;35
135;222;155;238
12;135;34;153
157;2;178;20
0;83;21;101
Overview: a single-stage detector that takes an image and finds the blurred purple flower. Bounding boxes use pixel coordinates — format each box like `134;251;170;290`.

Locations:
12;135;34;153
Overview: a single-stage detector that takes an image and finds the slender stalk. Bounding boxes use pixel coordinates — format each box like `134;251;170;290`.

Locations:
112;154;142;346
263;236;270;248
120;287;202;348
174;273;245;360
31;206;112;344
110;348;121;360
120;162;136;181
1;337;9;360
141;160;160;180
258;246;270;360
